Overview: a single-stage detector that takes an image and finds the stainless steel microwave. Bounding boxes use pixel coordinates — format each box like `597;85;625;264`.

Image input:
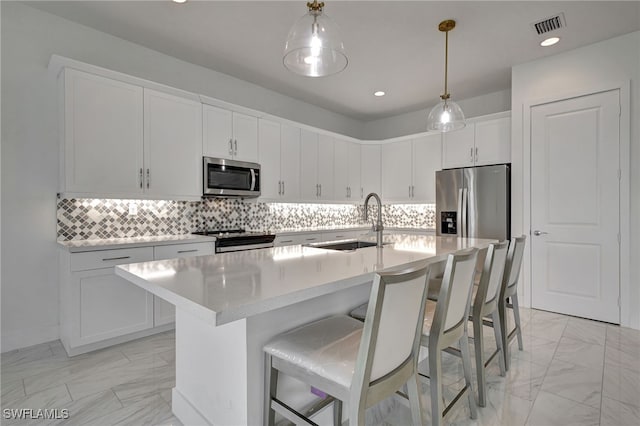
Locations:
203;157;261;198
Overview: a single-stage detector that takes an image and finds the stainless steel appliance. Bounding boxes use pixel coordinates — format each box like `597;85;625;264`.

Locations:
203;157;261;198
192;229;275;253
436;164;510;240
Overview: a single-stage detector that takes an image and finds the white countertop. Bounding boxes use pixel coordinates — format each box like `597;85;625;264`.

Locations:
115;234;493;326
57;234;217;252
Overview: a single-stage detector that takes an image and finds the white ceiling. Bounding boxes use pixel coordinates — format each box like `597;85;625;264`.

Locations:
28;1;640;121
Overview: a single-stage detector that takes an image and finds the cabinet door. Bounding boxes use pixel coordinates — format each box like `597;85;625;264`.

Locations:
348;143;362;201
361;145;381;199
300;129;319;200
74;268;154;346
258;119;282;200
474;117;511;166
333;138;350;201
442;124;475;169
382;140;412;202
280;125;301;201
412;134;442;202
232;112;259;163
144;89;202;198
317;134;334;200
202;105;233;159
63;69;143;195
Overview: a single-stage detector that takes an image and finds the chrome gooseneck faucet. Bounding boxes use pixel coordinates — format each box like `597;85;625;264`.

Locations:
364;192;384;248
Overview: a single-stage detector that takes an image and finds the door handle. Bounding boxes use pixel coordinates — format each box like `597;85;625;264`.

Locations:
282;181;285;195
139;168;143;189
146;168;150;189
229;138;233;155
475;147;478;163
533;230;549;236
234;139;238;155
278;181;282;195
250;169;256;191
470;147;474;163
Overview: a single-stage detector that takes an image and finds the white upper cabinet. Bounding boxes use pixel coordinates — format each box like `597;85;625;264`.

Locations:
60;68;202;200
442;115;511;169
280;125;301;201
203;105;258;163
62;69;144;196
317;134;334;201
382;140;413;202
382;134;442;203
300;129;319;200
143;89;202;198
361;145;381;199
334;139;362;202
258;120;301;201
474;116;511;166
412;134;441;202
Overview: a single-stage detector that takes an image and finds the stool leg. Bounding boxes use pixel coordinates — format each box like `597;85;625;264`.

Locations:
512;294;524;351
473;317;486;407
333;400;342;426
429;345;443;426
491;310;506;377
460;335;478;420
499;297;510;371
407;373;424;426
264;354;278;426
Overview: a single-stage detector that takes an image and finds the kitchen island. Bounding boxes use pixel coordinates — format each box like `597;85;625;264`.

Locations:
115;234;493;425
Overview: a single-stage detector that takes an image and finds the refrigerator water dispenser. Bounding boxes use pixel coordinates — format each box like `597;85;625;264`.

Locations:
441;212;457;235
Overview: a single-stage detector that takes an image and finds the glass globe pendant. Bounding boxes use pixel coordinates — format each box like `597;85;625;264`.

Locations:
427;20;466;132
283;1;348;77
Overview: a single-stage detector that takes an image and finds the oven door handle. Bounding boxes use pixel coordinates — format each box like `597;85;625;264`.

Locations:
250;169;256;191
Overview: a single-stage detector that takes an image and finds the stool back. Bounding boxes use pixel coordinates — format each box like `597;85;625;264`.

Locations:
502;236;527;296
431;249;478;342
353;263;430;387
478;241;510;307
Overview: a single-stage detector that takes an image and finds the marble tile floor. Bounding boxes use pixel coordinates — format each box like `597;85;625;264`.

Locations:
1;308;639;426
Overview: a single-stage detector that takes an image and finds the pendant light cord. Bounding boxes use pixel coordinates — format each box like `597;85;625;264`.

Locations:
442;29;449;100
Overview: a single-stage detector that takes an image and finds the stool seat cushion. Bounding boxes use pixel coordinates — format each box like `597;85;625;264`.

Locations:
264;315;364;389
349;303;368;321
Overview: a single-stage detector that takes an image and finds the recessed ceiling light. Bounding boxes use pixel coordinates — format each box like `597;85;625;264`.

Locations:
172;0;187;4
540;37;560;47
374;91;386;97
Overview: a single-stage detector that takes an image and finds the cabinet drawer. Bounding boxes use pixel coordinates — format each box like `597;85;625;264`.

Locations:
153;242;214;261
322;230;363;242
70;247;154;272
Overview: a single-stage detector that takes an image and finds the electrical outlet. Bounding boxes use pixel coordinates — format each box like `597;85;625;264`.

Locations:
128;203;138;216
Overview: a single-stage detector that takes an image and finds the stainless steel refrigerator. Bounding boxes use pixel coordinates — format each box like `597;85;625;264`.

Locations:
436;164;510;240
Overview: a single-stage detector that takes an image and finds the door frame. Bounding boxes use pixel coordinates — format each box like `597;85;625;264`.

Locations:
521;81;631;326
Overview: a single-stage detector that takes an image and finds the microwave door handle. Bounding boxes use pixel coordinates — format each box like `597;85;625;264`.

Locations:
250;169;256;191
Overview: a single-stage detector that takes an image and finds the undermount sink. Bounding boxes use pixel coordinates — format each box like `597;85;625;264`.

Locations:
310;240;379;251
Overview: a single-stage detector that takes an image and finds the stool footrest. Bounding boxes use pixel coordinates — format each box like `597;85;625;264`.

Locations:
272;398;320;426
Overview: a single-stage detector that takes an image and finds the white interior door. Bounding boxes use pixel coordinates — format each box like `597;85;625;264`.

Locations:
530;90;620;323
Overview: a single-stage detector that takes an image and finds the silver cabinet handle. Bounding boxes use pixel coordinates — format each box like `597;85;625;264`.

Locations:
146;168;150;189
234;139;238;155
229;138;233;155
282;181;285;195
475;147;478;163
316;184;319;197
361;187;363;198
533;230;549;236
319;184;322;197
470;147;474;163
280;239;293;243
278;181;282;195
177;249;198;254
139;168;143;189
305;237;317;241
102;256;131;262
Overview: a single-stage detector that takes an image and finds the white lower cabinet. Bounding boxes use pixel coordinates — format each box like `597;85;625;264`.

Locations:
60;241;214;356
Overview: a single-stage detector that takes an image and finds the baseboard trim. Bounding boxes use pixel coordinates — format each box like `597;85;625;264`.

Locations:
1;325;60;353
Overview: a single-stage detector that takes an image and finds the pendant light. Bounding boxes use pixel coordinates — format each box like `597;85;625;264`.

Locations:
283;1;348;77
427;20;466;132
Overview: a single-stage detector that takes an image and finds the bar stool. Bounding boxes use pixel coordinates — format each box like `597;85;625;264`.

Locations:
419;249;479;426
468;241;509;406
263;264;431;426
499;235;527;370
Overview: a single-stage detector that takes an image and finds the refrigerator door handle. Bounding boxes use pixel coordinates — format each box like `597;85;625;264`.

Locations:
461;187;468;238
457;188;464;237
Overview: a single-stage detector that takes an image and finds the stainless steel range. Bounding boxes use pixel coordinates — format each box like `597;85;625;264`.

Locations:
192;229;275;253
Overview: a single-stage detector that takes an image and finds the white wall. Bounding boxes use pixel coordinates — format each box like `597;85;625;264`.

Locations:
511;31;640;328
362;89;511;140
0;2;364;352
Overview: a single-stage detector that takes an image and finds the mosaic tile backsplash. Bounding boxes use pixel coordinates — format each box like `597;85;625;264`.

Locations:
57;198;436;241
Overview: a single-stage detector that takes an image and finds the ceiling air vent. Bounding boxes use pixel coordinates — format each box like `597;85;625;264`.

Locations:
531;13;566;35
